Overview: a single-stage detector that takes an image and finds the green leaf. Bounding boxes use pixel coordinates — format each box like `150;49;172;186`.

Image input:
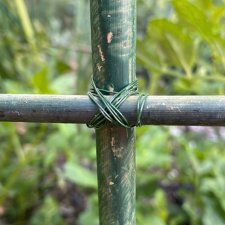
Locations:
202;197;225;225
172;0;215;41
148;19;196;75
78;194;99;225
31;65;53;93
137;127;172;169
137;38;164;73
63;161;97;189
55;60;71;74
137;17;196;78
172;0;225;65
51;74;75;94
30;196;63;225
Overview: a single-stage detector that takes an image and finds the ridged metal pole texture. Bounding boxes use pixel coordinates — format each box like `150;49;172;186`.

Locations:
90;0;136;224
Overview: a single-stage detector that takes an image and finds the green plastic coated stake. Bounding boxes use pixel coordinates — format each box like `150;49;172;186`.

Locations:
90;0;136;224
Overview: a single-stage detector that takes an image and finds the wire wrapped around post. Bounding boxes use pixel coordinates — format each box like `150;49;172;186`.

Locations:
87;77;147;129
90;0;137;224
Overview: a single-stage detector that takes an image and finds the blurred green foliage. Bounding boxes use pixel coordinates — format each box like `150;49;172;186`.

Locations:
0;0;225;225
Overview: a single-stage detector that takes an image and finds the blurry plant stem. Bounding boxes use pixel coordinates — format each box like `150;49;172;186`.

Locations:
14;0;36;51
164;68;225;83
213;43;225;70
149;72;160;95
184;66;192;79
74;0;85;36
32;124;48;146
11;123;28;163
0;160;25;205
73;0;90;94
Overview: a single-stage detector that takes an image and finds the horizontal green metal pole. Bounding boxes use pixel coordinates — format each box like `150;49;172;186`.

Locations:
0;94;225;126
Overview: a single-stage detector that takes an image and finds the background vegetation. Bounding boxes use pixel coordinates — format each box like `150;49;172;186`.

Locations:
0;0;225;224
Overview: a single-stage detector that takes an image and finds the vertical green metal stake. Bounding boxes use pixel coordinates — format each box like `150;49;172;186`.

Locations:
90;0;136;225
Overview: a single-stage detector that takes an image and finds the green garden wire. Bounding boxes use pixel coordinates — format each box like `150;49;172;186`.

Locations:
87;77;148;129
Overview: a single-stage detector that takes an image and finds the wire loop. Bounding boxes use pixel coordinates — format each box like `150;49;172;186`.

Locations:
87;77;148;129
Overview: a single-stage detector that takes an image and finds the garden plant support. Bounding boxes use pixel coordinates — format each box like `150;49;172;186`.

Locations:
0;0;225;224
